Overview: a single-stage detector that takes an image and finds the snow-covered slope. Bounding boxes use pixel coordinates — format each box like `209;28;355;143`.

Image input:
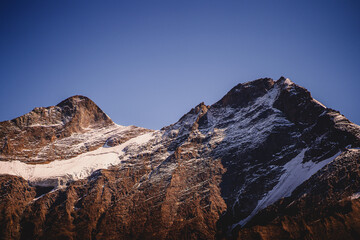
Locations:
0;130;157;187
234;149;342;228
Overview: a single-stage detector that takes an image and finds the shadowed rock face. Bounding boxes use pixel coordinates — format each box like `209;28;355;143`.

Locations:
213;78;275;109
0;78;360;240
236;149;360;240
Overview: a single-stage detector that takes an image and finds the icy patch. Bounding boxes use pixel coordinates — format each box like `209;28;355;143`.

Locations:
32;187;60;202
349;147;360;150
234;149;341;228
350;192;360;200
29;123;63;127
284;78;294;86
0;132;156;187
103;142;111;148
208;128;226;147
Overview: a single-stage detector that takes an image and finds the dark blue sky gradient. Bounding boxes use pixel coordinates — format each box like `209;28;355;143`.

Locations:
1;0;359;129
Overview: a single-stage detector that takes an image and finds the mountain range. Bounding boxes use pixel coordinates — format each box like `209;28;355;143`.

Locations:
1;77;360;240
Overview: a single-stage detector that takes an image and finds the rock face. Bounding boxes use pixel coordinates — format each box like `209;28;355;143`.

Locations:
0;77;360;240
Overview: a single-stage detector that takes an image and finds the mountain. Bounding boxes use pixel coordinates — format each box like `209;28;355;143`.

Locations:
0;77;359;240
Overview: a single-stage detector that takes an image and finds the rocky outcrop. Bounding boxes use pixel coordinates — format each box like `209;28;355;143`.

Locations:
0;175;36;240
0;77;360;239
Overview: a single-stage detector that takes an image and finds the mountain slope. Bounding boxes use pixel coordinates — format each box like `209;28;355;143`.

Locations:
0;95;151;186
237;148;360;240
0;77;359;240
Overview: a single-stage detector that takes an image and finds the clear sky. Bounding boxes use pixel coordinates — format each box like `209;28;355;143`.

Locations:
1;0;359;129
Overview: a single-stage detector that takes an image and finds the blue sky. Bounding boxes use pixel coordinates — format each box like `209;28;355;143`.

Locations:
1;0;359;129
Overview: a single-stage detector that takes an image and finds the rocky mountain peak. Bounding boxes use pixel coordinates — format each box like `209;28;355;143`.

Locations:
55;95;113;128
56;95;113;131
1;77;360;240
56;95;90;106
0;96;118;163
213;77;275;108
4;95;113;131
193;102;209;114
273;77;327;125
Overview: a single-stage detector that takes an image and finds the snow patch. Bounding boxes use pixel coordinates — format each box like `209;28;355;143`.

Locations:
284;78;294;86
350;192;360;200
33;124;131;162
0;132;156;187
234;149;341;227
29;123;63;127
